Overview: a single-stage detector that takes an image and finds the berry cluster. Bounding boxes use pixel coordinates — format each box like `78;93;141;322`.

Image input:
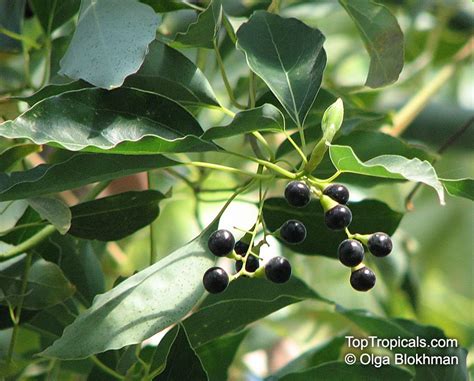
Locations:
202;180;393;294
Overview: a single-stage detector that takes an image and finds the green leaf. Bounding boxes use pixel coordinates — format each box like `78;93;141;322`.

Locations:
0;153;177;202
29;0;80;34
0;254;75;310
237;11;326;127
40;220;219;359
59;0;160;89
441;178;474;201
197;330;248;381
155;325;208;381
222;0;271;17
36;235;105;306
0;144;41;172
0;201;28;234
278;361;413;381
68;190;166;241
140;326;180;376
17;81;91;106
338;0;404;88
263;198;402;257
172;0;223;49
139;0;190;12
202;104;284;141
0;88;216;155
268;335;346;380
183;277;330;348
28;197;71;235
338;307;468;381
0;0;24;52
124;40;219;108
321;98;344;141
329;145;445;204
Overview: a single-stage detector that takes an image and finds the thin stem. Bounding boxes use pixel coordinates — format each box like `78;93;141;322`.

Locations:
148;172;159;265
179;161;273;179
224;151;296;179
0;225;56;261
297;123;307;152
222;15;237;44
248;71;256;108
0;221;48;235
405;117;473;209
213;41;247;110
0;27;41;49
90;356;125;380
83;180;112;202
390;37;474;137
38;37;52;89
283;130;307;164
252;131;275;161
6;252;33;370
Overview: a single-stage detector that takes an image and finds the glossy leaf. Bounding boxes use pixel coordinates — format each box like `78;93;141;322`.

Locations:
59;0;160;89
124;40;219;107
268;335;346;380
0;201;28;234
29;0;80;34
36;235;105;305
278;361;413;381
155;325;208;381
222;0;271;17
0;144;41;172
139;0;190;12
339;0;404;87
17;81;91;106
329;145;445;204
173;0;223;49
442;178;474;201
0;0;24;52
202;104;284;141
197;330;248;381
69;191;166;241
0;254;75;310
183;277;330;348
28;197;71;235
263;198;402;257
0;88;216;155
40;219;218;359
237;11;326;127
0;153;177;202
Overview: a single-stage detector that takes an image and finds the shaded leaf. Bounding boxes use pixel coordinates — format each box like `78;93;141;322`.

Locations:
124;40;219;107
0;144;41;172
40;219;219;359
59;0;160;89
0;254;75;310
140;326;180;376
329;145;445;204
197;330;248;381
339;0;404;87
69;190;166;241
0;88;216;155
237;11;326;127
29;0;80;34
268;335;346;380
28;197;71;235
202;104;284;141
0;200;28;234
222;0;271;17
155;325;208;381
278;361;412;381
0;153;177;202
0;0;25;52
263;198;402;257
173;0;222;49
17;81;91;106
441;178;474;201
183;277;330;348
140;0;190;12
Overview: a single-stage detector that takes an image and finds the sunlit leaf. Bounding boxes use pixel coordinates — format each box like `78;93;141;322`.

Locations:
28;197;71;235
441;178;473;201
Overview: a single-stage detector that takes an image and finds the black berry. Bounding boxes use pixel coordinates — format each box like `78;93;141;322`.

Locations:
203;267;229;294
285;181;311;207
368;233;393;257
236;254;260;273
208;229;235;257
338;239;364;267
234;240;250;255
280;220;307;244
325;205;352;230
265;256;292;283
323;184;350;204
350;266;376;291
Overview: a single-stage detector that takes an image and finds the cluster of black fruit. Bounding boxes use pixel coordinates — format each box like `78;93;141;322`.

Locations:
202;180;393;294
203;230;292;294
284;180;393;292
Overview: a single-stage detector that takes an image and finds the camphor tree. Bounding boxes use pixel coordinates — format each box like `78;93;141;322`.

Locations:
0;0;472;380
